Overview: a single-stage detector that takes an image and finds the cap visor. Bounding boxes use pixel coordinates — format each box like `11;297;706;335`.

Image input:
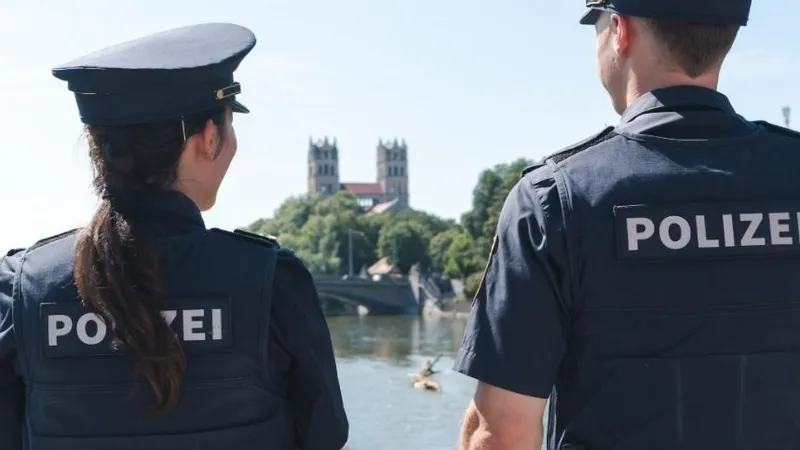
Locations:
579;8;602;25
231;99;250;114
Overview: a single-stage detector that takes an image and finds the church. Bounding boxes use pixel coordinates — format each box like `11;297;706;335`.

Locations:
307;136;410;215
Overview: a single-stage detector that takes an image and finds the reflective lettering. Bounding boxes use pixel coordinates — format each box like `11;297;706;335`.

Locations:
48;315;72;346
740;213;766;246
626;217;654;251
769;213;793;245
183;309;205;341
695;216;719;248
41;300;231;357
722;214;735;247
615;202;800;261
161;310;178;326
76;313;107;345
659;216;691;250
47;309;224;345
212;309;223;340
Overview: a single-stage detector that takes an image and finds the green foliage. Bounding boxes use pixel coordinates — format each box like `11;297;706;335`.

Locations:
247;191;453;276
463;271;485;301
246;157;534;294
443;232;483;281
446;158;534;295
377;220;431;275
460;158;532;256
428;229;460;274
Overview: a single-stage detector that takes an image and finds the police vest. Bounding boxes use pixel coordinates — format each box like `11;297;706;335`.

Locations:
12;228;294;450
547;124;800;450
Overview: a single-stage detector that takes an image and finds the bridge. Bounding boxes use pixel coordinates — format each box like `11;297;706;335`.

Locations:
312;274;421;315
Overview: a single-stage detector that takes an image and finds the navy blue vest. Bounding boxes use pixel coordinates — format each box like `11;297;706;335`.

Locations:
12;194;295;449
549;88;800;449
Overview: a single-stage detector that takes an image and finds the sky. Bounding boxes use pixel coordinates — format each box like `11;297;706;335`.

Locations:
1;0;798;251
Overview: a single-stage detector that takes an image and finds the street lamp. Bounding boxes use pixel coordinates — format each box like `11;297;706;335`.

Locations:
783;106;791;129
347;228;366;278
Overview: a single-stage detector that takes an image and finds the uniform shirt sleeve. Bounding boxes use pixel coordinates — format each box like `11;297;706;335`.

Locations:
454;165;572;398
268;248;349;450
0;250;24;450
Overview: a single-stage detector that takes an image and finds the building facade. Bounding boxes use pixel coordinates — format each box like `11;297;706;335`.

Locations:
307;137;410;213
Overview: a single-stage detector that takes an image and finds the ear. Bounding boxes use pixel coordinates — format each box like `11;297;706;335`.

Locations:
609;14;633;56
198;118;221;161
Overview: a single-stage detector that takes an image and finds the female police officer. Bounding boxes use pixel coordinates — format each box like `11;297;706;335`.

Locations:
0;23;348;450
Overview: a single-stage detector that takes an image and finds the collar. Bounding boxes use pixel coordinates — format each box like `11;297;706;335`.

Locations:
105;188;206;234
620;86;736;125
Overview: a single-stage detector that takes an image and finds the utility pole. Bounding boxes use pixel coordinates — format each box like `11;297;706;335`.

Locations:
348;230;353;278
392;236;399;275
783;106;791;129
347;229;366;278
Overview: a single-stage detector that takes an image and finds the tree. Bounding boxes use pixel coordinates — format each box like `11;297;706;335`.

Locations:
479;158;532;255
428;229;460;274
243;156;532;285
444;233;483;281
377;221;431;275
463;271;485;301
461;169;504;239
446;157;534;296
393;210;457;238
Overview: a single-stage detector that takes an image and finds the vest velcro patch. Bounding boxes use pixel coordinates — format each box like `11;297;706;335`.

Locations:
40;298;233;358
614;202;800;262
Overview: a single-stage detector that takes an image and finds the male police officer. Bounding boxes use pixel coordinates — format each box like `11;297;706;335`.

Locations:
455;1;800;450
0;23;348;450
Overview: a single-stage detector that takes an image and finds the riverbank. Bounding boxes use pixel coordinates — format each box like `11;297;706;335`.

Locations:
422;298;472;319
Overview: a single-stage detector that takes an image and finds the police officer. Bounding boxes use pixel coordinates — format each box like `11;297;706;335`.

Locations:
0;23;348;450
454;2;800;450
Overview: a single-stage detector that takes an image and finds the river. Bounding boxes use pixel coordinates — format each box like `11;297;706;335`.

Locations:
329;314;474;449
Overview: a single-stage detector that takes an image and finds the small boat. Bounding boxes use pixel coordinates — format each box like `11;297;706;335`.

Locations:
412;377;441;392
407;354;444;392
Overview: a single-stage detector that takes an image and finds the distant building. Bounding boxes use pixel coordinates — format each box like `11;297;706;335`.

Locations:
367;256;402;279
307;136;410;213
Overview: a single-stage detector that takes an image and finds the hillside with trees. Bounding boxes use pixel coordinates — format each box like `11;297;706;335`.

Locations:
246;158;533;299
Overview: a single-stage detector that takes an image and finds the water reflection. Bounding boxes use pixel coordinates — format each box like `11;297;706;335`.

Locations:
328;315;468;364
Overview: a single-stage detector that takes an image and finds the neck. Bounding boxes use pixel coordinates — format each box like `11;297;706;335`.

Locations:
171;179;208;211
623;70;721;110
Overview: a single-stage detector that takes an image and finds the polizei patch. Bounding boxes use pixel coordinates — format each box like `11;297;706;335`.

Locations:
614;202;800;261
40;298;233;358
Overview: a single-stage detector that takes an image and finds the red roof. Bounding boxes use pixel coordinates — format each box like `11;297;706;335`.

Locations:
341;182;384;195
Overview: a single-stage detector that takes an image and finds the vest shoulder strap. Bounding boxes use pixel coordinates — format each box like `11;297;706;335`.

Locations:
521;126;616;177
754;120;800;140
26;229;80;253
210;228;280;248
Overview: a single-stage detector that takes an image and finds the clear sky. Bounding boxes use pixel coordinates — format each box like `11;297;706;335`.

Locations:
1;0;797;251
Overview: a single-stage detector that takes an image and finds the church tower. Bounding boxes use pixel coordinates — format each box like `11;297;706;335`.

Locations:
307;136;340;197
376;138;409;208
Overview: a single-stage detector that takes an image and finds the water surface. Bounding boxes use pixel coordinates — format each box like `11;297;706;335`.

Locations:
330;315;476;450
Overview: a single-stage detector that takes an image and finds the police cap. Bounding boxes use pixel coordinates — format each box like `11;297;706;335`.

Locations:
580;0;752;26
52;23;257;126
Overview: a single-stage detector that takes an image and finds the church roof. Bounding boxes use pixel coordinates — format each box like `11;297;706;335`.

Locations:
341;182;384;195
